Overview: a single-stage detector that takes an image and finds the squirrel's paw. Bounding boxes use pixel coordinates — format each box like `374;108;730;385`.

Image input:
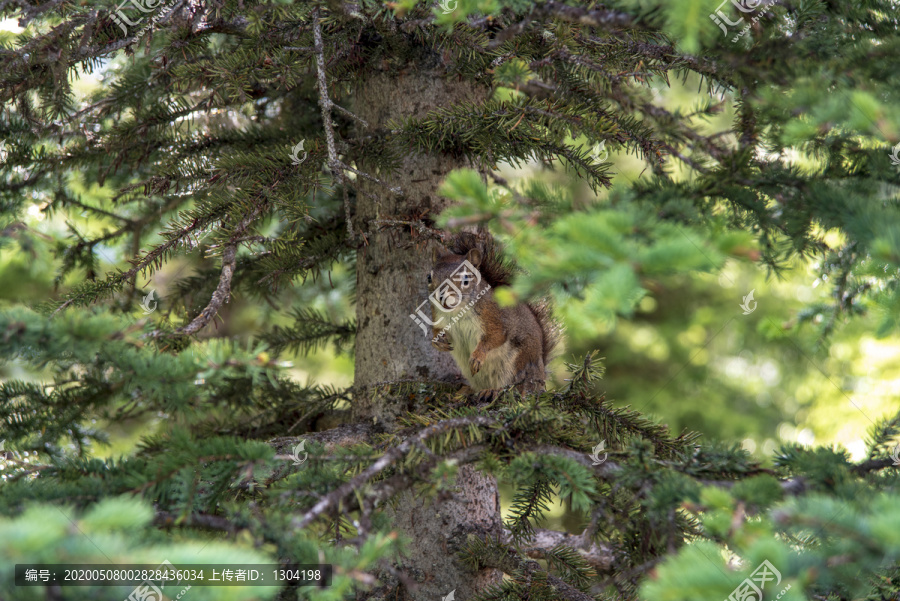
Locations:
473;389;499;403
432;336;453;352
468;351;485;374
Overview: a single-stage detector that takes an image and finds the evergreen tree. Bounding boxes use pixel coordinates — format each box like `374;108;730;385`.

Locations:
2;1;900;600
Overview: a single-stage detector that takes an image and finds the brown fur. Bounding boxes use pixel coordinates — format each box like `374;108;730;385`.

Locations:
428;231;560;397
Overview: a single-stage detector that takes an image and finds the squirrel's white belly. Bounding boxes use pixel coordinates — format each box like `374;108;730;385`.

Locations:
450;310;516;390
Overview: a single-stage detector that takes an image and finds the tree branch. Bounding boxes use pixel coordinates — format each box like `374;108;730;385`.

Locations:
154;511;238;533
312;7;355;242
176;205;264;335
509;528;615;572
294;416;496;529
478;544;597;601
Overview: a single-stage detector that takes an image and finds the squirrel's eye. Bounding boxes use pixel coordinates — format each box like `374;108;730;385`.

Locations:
461;276;469;287
427;273;432;284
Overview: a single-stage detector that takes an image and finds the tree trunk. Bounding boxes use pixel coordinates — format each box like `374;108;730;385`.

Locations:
352;57;502;600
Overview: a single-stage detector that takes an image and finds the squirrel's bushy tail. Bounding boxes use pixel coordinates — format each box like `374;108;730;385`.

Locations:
527;300;562;366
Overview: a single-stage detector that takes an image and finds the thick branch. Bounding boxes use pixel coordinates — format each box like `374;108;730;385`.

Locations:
478;545;596;601
511;528;614;572
294;416;496;529
852;457;898;474
271;423;374;454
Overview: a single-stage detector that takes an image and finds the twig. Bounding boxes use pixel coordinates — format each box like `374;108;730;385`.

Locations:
176;242;238;335
332;103;369;128
312;7;400;242
371;218;444;240
312;8;355;242
338;162;403;195
154;511;238;533
176;205;264;335
443;209;518;229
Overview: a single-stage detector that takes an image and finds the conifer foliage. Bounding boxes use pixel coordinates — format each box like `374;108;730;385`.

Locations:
2;0;900;600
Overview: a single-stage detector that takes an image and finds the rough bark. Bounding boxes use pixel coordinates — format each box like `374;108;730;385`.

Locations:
352;64;480;420
352;55;501;600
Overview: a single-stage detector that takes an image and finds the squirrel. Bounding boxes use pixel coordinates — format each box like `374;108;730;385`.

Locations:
427;232;560;399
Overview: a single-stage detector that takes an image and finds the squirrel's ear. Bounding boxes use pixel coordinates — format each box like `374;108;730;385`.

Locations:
466;248;482;268
432;245;444;264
